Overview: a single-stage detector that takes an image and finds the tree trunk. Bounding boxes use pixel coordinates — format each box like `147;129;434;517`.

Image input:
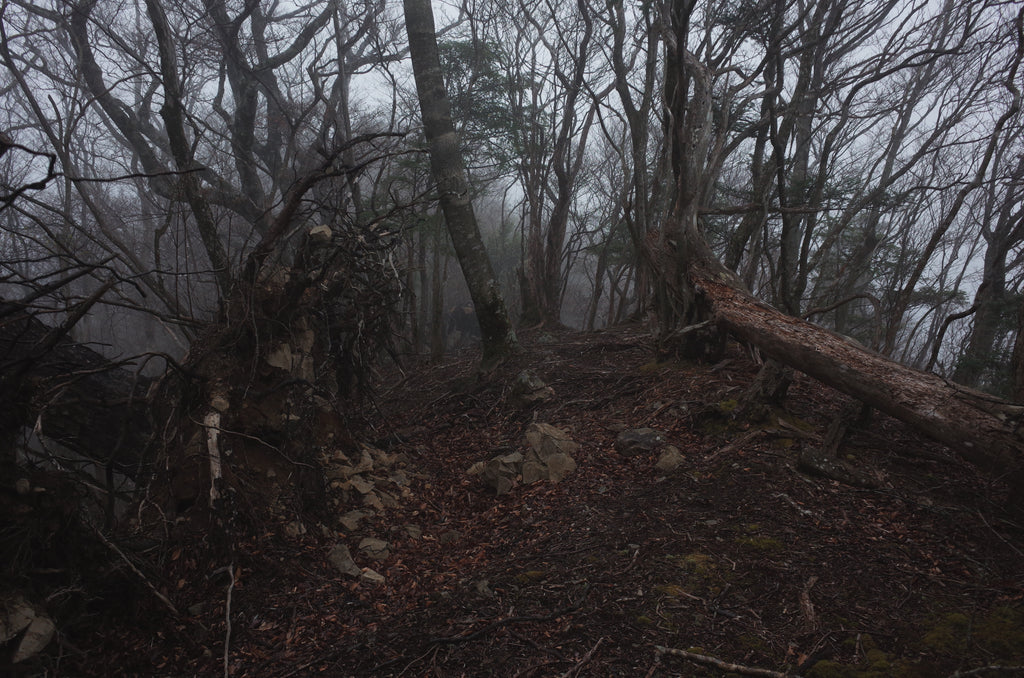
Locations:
403;0;518;369
682;249;1024;501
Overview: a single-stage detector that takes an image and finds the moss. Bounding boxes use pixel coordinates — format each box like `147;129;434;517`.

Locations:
736;535;783;551
655;584;690;598
639;361;665;374
514;570;547;584
975;606;1024;659
922;612;971;654
634;614;656;626
718;399;739;414
668;552;716;575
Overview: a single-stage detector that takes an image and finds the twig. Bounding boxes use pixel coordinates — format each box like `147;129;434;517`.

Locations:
222;563;235;678
948;666;1024;677
654;645;801;677
89;524;180;617
559;637;603;678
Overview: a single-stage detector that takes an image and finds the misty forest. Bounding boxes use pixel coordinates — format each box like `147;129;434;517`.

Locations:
3;0;1024;674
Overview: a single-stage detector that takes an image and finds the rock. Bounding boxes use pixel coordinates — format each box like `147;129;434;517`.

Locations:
521;460;547;485
309;224;333;242
349;476;375;495
470;425;580;492
13;616;55;663
339;510;368;532
655;445;685;472
360;568;385;584
0;594;55;663
327;544;361;577
522;423;578;483
510;370;555;408
439;530;461;545
798;447;877;488
358;537;390;560
362;492;384;510
404;524;422;539
544;452;577;482
615;428;666;456
524;422;580;458
15;478;30;495
468;451;524;495
284;521;306;537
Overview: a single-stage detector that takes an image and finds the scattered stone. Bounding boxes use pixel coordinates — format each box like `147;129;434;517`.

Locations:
522;423;579;483
468;451;524;495
510;370;555;408
358;537;390;560
339;510;369;532
13;616;55;664
15;478;30;495
475;579;494;597
349;476;375;495
188;603;205;617
404;524;423;540
438;530;461;545
389;470;409;487
360;568;385;585
210;394;230;412
0;594;55;663
655;445;685;472
327;544;361;577
798;447;877;488
284;521;306;538
615;428;667;457
362;492;384;510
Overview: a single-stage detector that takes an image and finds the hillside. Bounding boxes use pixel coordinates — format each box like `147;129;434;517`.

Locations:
50;327;1024;677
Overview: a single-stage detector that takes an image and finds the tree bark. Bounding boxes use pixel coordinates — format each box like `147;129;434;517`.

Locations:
684;255;1024;500
403;0;518;369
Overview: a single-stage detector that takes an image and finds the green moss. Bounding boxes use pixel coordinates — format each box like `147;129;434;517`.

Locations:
655;583;691;598
639;361;665;374
718;399;739;413
736;535;783;551
634;614;656;626
922;612;970;654
976;606;1024;659
514;570;547;584
668;552;716;575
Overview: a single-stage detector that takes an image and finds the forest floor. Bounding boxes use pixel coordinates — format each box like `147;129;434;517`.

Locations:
58;326;1024;677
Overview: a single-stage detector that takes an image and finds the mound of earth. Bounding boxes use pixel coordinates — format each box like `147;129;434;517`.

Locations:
51;327;1024;677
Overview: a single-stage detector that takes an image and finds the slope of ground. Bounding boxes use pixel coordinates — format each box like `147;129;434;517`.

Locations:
48;326;1024;677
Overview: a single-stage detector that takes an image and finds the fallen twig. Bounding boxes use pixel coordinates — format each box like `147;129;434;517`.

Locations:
89;523;180;617
948;666;1024;677
559;637;603;678
655;645;801;677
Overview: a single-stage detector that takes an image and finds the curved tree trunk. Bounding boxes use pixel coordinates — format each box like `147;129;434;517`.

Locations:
403;0;518;369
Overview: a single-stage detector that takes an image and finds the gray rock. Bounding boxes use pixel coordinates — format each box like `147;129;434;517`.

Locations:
327;544;361;577
467;451;524;495
284;521;306;537
358;537;390;560
544;452;578;482
524;422;580;459
655;445;685;472
615;428;666;456
339;510;368;532
360;568;385;584
510;370;555;408
438;530;462;545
